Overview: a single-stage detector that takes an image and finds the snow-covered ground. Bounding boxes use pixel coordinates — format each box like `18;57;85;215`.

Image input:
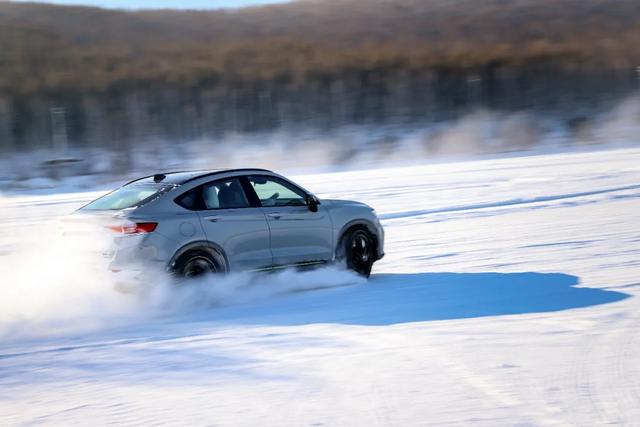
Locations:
0;148;639;426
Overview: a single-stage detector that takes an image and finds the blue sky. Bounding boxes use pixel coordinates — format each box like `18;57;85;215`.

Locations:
12;0;290;9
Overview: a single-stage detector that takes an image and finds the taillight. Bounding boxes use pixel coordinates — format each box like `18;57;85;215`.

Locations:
106;222;158;234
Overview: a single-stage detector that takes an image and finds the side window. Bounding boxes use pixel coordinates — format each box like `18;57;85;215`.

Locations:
175;187;202;210
175;178;249;210
249;175;307;207
202;178;249;210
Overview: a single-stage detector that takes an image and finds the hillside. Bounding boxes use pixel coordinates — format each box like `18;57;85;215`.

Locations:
0;0;639;152
1;0;639;95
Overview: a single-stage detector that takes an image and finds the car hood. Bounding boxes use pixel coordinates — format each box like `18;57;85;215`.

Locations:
321;199;373;210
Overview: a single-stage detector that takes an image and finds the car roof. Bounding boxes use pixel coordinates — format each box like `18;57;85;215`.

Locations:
126;168;275;186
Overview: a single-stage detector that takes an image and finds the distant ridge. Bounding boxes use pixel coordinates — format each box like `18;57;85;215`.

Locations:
1;0;639;95
7;0;290;10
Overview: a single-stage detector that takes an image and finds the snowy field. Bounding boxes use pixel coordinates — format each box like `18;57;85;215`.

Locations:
0;148;639;426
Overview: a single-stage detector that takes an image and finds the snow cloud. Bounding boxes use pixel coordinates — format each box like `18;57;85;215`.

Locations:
0;222;361;341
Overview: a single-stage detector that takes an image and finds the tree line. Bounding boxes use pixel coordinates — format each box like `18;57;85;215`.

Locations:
0;0;639;153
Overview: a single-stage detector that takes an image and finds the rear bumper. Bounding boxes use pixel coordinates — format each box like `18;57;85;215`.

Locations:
109;262;168;293
110;269;145;293
108;233;170;275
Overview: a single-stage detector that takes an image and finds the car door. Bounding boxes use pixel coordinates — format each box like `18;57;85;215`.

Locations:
247;175;333;267
191;177;272;271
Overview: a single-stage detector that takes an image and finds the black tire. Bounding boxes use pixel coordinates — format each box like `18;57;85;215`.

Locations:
340;228;375;278
174;249;222;279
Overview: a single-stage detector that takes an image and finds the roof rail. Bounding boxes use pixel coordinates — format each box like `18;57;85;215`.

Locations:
120;168;275;187
181;168;275;184
121;170;192;187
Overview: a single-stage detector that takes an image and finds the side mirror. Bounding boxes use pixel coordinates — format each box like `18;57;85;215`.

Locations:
306;195;319;212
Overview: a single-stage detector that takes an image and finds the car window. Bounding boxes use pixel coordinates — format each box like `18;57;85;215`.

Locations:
203;178;249;210
175;178;250;210
248;176;307;207
175;187;202;210
83;183;174;210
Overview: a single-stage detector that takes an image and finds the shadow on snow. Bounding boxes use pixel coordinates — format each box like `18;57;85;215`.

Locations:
213;271;630;326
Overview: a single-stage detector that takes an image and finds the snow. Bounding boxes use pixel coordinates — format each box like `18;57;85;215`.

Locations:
1;147;639;425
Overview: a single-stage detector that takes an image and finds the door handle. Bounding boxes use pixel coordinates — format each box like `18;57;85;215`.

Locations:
203;215;221;222
267;213;282;220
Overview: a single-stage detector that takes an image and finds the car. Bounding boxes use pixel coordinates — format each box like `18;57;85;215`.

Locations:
71;169;384;281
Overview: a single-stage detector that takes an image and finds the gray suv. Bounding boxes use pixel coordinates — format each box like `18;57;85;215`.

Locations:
74;169;384;279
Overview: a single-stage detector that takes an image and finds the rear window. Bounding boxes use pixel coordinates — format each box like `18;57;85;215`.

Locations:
82;183;175;211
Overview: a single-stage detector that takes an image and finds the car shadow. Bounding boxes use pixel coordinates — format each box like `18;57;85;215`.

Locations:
215;271;630;326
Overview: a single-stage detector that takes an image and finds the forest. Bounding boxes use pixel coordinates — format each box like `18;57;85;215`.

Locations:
1;0;639;154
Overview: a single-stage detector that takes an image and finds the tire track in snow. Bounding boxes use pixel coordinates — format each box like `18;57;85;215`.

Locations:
567;311;640;425
380;183;640;220
391;330;566;426
595;313;640;425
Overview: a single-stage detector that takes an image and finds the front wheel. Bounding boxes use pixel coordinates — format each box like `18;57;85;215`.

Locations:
341;229;375;278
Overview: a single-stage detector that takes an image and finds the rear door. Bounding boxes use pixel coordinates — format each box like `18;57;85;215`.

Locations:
183;177;272;271
247;175;333;267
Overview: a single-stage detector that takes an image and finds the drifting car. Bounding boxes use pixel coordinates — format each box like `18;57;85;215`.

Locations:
71;169;384;280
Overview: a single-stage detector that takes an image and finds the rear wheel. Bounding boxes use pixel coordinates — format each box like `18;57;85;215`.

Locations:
174;250;221;279
341;229;375;278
